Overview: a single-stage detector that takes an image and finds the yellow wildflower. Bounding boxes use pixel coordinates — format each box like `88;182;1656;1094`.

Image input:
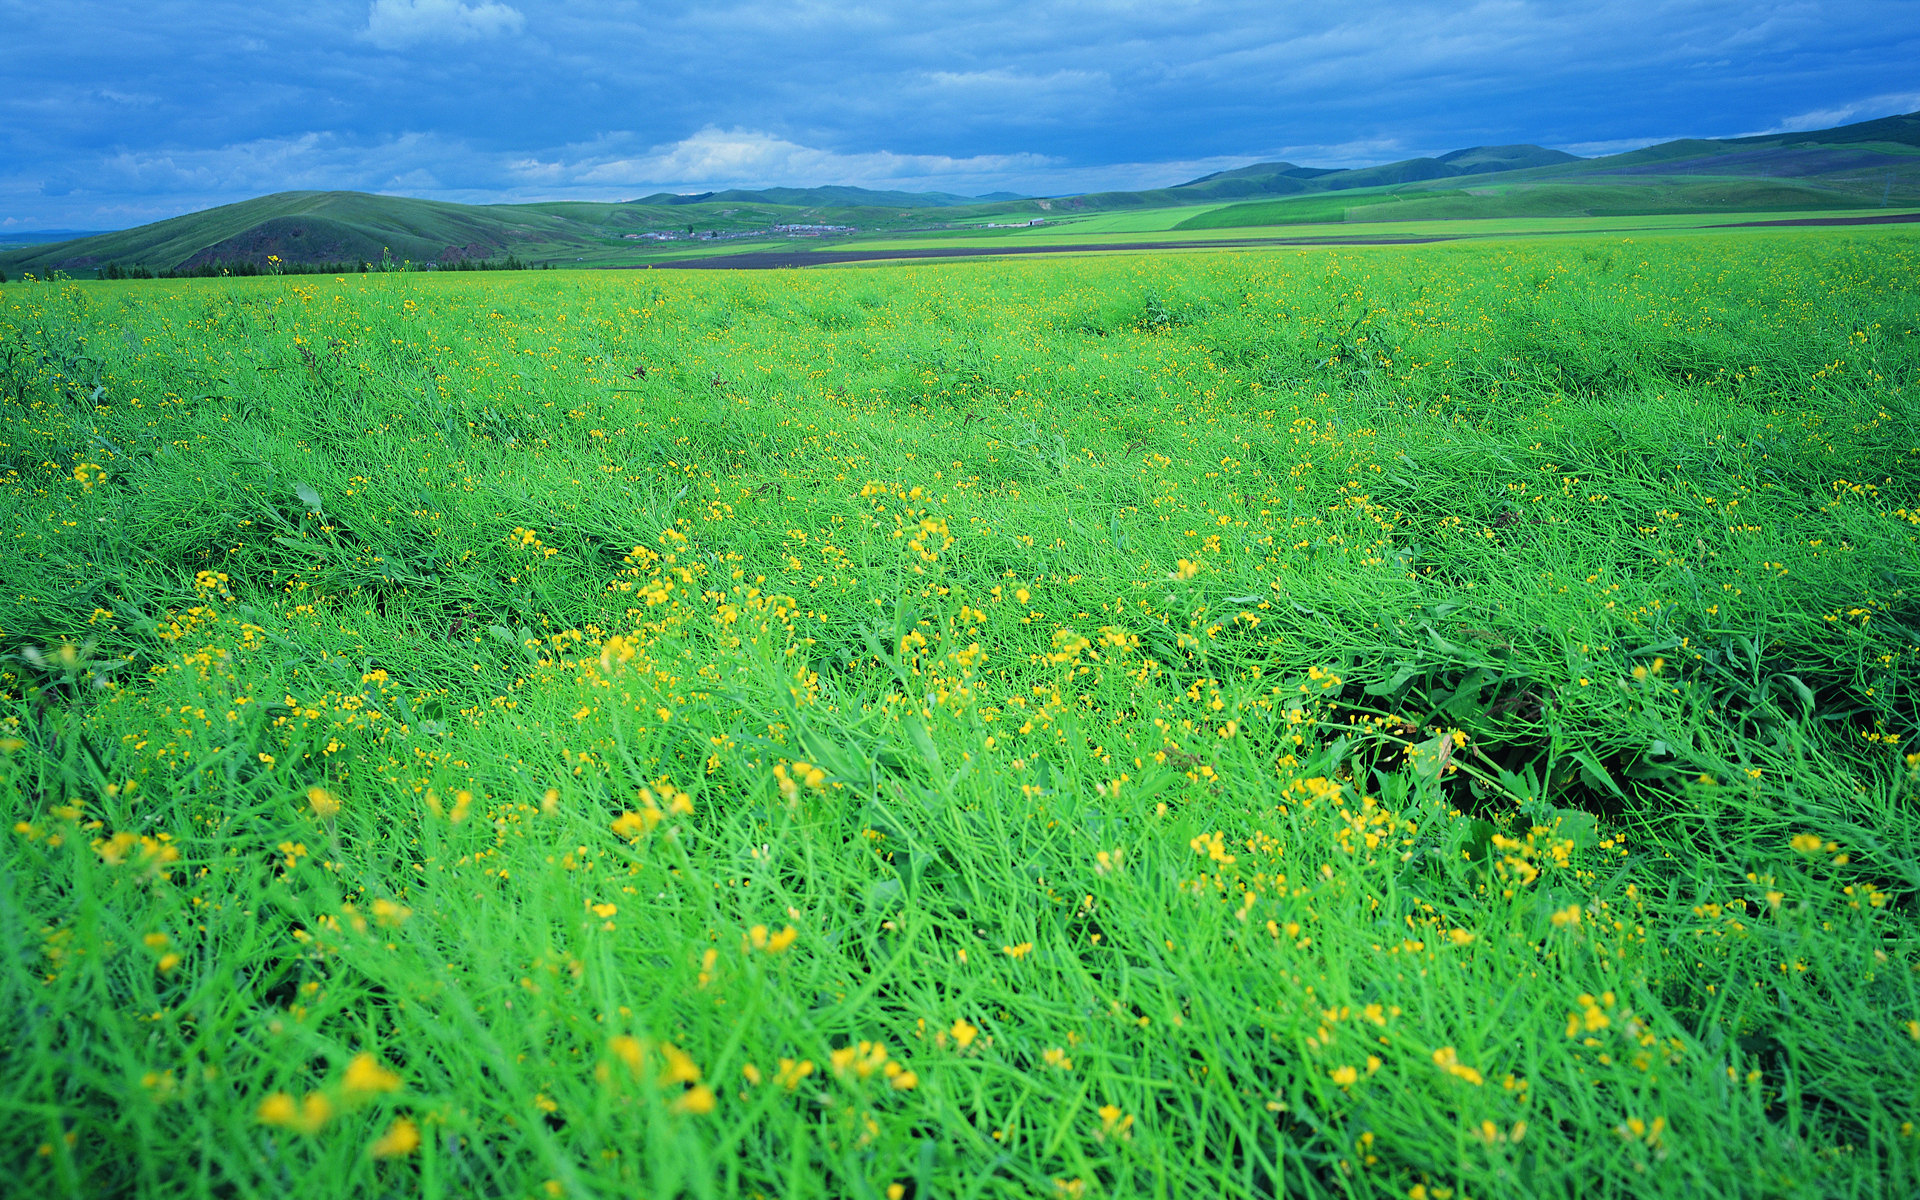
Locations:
369;1117;420;1158
256;1092;298;1126
660;1042;701;1084
609;1035;645;1074
343;1053;403;1095
1432;1046;1484;1085
670;1085;716;1114
306;786;340;820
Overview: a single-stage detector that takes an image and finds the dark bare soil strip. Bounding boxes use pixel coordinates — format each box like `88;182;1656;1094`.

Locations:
1715;211;1920;228
634;235;1453;270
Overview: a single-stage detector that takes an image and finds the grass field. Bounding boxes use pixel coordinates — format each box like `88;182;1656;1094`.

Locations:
3;227;1918;1198
1176;179;1920;231
646;208;1920;267
985;208;1238;235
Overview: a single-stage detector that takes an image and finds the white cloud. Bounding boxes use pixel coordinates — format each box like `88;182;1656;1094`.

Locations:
922;68;1109;94
518;126;1060;194
29;131;470;204
362;0;524;50
504;127;1429;200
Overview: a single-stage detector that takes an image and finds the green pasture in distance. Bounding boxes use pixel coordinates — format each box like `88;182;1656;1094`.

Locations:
630;206;1918;266
2;227;1917;1199
1156;206;1920;246
1312;206;1920;238
1180;176;1916;230
1000;206;1239;235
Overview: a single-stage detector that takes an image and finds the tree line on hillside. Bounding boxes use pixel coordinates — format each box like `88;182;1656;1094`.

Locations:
88;254;551;281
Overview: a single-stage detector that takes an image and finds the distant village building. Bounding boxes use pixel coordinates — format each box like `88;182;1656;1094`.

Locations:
773;223;855;234
982;218;1047;229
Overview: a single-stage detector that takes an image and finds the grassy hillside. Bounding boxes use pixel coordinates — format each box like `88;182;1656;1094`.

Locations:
0;190;1043;277
1176;177;1905;230
0;191;610;275
1184;114;1920;230
1045;146;1584;214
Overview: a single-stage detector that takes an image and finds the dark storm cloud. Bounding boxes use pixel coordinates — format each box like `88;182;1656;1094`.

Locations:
3;0;1916;228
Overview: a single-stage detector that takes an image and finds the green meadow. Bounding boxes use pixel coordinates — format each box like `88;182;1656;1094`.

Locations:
1174;182;1916;232
2;229;1917;1198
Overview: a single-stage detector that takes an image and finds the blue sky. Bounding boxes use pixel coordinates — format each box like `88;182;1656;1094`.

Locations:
3;0;1916;230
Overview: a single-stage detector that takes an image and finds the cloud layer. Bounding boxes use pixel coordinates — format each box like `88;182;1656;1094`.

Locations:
3;0;1917;227
517;127;1062;194
363;0;526;49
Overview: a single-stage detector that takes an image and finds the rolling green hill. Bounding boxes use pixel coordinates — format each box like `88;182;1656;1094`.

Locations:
0;191;611;275
0;187;1034;276
1179;112;1920;229
1038;145;1586;213
6;111;1917;274
1174;177;1899;230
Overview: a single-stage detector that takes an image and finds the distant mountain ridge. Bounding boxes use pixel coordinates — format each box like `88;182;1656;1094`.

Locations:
3;111;1915;274
1166;144;1583;200
1170;112;1919;231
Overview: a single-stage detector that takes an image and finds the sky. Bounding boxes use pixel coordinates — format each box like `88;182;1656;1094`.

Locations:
3;0;1917;231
